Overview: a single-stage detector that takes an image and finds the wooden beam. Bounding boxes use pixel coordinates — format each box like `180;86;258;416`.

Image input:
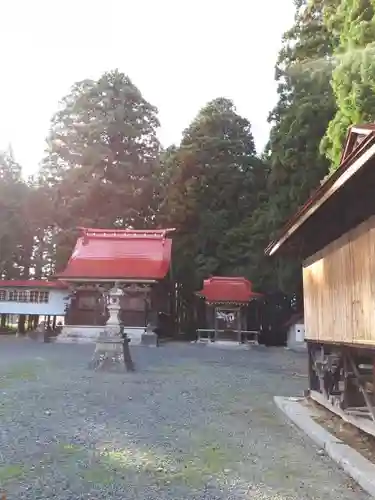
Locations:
310;390;375;438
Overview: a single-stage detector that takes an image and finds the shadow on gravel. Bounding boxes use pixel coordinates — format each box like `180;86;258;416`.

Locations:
0;341;367;499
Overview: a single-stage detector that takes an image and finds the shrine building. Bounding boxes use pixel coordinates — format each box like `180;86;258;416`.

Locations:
196;276;262;345
54;227;174;344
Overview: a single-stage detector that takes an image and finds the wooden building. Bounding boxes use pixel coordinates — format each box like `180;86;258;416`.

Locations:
196;276;261;345
55;227;174;344
0;280;69;333
265;124;375;435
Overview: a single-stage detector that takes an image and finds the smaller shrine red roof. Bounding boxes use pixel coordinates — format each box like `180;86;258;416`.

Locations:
197;277;262;304
0;280;68;289
56;228;175;281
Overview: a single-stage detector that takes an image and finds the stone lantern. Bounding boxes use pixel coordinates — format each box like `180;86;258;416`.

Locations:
89;283;134;372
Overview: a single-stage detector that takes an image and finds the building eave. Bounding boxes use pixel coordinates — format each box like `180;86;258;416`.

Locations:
56;278;158;284
265;135;375;257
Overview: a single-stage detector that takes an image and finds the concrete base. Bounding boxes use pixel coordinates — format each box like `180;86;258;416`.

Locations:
141;331;158;347
56;325;103;344
89;337;127;372
55;325;102;343
286;339;307;352
122;327;144;345
56;325;145;345
285;344;307;353
274;396;375;498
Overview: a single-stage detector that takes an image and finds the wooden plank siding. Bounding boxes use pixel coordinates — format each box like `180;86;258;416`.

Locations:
303;216;375;346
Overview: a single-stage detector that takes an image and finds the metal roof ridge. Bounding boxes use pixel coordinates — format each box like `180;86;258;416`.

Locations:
81;233;169;240
79;227;175;234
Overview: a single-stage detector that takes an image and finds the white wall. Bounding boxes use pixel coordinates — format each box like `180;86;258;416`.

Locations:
0;289;70;316
287;323;306;351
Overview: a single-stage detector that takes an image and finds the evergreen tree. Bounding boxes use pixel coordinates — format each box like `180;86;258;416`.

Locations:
163;97;266;290
39;69;161;269
321;0;375;168
230;0;337;294
0;152;32;278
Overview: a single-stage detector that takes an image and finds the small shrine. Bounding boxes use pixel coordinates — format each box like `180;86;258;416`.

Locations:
196;276;262;345
54;227;174;344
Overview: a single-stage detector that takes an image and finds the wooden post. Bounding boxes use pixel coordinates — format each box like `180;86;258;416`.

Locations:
238;307;242;343
27;315;33;331
18;314;26;334
214;306;218;342
122;336;135;372
144;288;150;327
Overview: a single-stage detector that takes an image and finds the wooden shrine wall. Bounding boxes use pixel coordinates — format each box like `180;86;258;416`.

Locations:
303;216;375;346
119;281;172;329
65;280;173;332
65;289;106;326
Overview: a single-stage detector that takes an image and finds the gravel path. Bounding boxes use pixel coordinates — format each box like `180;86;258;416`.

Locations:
0;340;369;499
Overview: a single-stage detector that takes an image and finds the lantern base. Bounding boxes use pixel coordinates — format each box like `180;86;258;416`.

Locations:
89;336;127;372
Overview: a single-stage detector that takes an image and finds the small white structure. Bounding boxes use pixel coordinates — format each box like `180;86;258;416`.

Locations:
0;280;70;332
286;315;306;351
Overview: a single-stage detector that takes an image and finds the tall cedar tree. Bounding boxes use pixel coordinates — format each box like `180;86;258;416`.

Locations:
320;0;375;168
267;0;336;224
265;0;336;292
163;97;266;292
40;70;161;269
221;0;336;295
0;152;33;278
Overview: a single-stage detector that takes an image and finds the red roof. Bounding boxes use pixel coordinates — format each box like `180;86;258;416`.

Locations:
0;280;68;289
198;277;262;303
56;228;175;281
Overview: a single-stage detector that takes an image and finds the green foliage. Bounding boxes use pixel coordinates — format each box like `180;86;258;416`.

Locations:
0;151;34;278
321;0;375;167
2;0;357;311
163;98;267;291
235;0;336;294
39;69;161;270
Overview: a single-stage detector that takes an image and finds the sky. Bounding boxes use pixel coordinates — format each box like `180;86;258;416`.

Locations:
0;0;295;175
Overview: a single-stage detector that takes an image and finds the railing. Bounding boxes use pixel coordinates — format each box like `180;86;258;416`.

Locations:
196;329;259;344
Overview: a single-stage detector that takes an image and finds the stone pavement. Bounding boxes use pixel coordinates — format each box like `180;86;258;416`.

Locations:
0;340;370;499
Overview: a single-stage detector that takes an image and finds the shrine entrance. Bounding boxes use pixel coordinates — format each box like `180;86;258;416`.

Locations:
196;276;262;346
214;306;242;343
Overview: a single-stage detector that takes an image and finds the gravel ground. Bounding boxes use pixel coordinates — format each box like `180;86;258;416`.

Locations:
0;339;369;499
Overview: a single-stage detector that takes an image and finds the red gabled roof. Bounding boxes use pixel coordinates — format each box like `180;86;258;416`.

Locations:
265;124;375;256
197;277;262;304
0;280;68;289
55;228;175;281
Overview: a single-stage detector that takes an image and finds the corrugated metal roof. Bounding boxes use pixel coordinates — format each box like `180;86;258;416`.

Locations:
198;276;262;303
56;227;174;281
